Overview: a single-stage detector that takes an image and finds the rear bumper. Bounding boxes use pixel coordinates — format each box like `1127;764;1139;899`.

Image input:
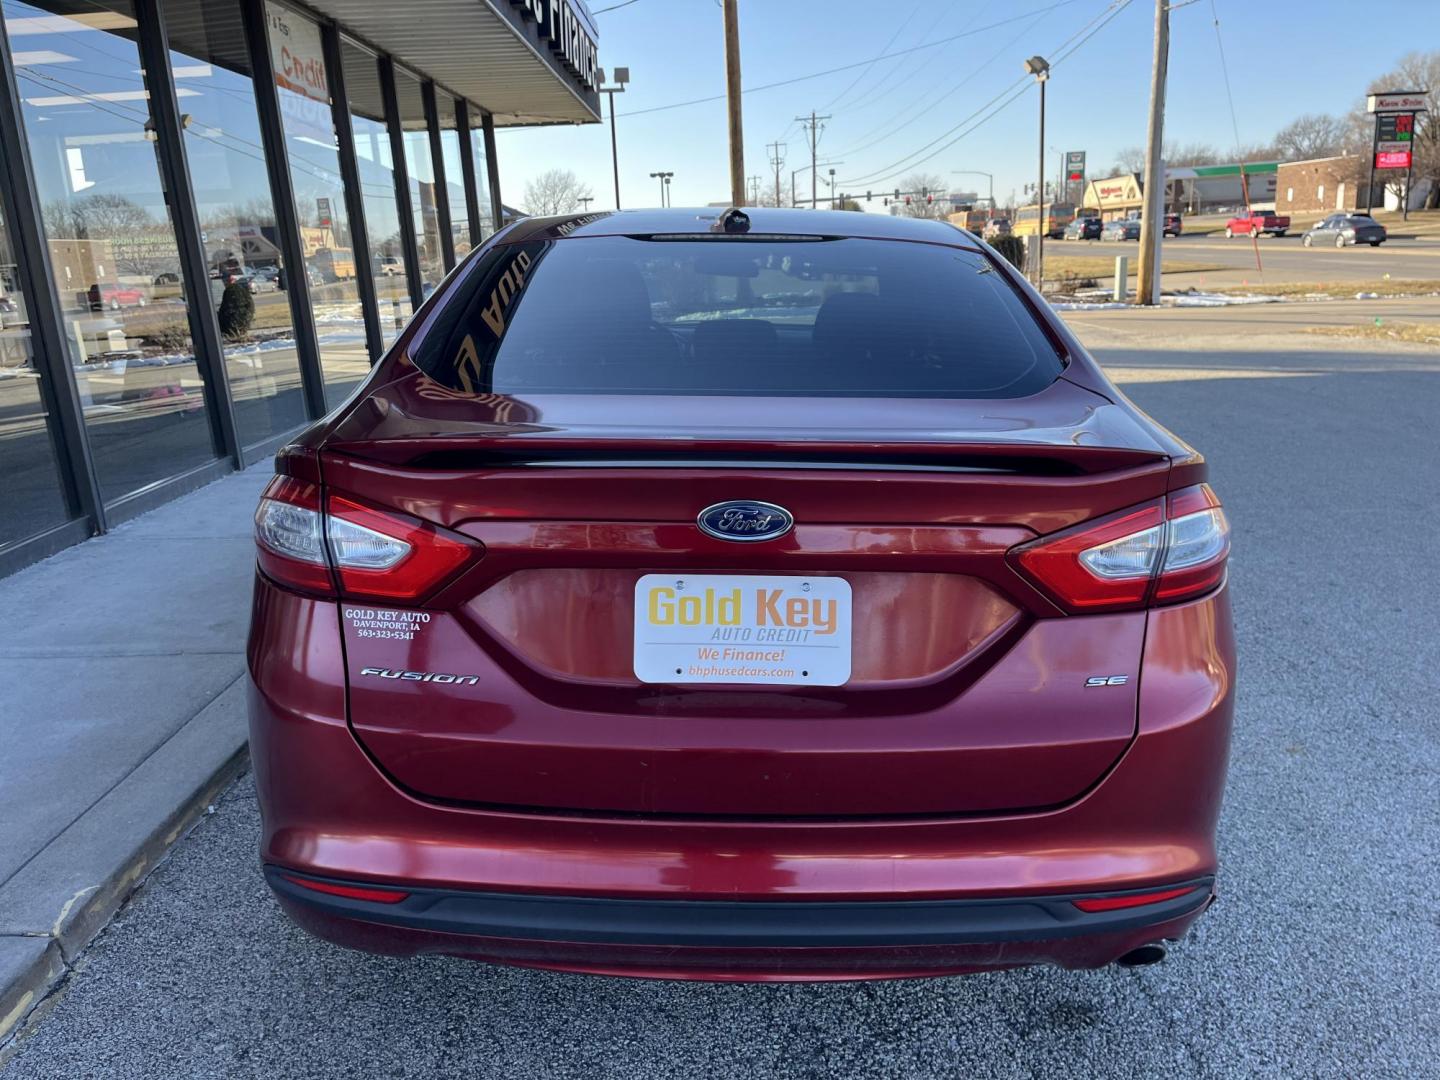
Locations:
267;867;1213;979
247;577;1234;979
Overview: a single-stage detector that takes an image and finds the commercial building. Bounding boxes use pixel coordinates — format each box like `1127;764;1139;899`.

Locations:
1081;163;1281;219
1274;155;1383;214
0;0;599;576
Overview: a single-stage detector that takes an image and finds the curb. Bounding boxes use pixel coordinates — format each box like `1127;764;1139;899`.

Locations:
0;677;251;1047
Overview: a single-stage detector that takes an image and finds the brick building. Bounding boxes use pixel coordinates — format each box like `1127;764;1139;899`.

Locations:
1275;156;1380;214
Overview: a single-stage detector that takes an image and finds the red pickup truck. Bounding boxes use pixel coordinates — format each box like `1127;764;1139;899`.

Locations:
1225;211;1290;238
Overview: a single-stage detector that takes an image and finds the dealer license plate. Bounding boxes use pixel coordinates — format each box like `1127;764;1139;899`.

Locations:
633;574;852;686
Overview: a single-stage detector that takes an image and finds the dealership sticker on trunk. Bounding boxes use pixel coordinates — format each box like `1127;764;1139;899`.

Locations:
633;575;852;685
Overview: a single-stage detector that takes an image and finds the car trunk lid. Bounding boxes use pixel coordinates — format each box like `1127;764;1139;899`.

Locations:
325;375;1166;818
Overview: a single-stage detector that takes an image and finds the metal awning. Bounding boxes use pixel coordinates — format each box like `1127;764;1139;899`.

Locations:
305;0;600;126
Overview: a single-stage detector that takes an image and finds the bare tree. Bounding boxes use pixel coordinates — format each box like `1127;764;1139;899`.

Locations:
1273;114;1346;161
1166;141;1224;167
1110;141;1221;175
1108;146;1147;175
522;169;594;216
43;194;164;275
897;172;948;218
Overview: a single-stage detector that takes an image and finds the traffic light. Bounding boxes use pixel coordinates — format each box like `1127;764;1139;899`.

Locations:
866;190;872;202
926;193;933;204
893;189;900;201
904;196;911;205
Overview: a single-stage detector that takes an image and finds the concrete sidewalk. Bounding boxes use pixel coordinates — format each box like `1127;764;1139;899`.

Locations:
0;463;271;1041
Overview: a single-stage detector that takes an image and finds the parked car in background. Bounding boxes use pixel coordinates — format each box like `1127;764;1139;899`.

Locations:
1101;219;1141;241
87;283;147;310
250;207;1234;982
1303;213;1387;248
375;254;405;276
1064;217;1102;240
1163;213;1183;237
249;267;281;293
1225;211;1290;238
982;218;1011;240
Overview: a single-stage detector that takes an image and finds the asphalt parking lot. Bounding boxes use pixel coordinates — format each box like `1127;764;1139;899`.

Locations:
3;311;1438;1079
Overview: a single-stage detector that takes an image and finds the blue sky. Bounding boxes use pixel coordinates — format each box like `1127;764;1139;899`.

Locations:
497;0;1440;213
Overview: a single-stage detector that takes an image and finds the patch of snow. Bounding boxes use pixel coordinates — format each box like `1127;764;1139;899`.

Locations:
1051;300;1131;311
1168;293;1283;307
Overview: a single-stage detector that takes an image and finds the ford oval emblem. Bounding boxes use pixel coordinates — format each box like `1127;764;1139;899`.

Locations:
696;500;794;543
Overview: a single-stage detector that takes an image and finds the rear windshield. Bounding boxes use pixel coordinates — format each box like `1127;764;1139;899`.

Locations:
411;236;1062;399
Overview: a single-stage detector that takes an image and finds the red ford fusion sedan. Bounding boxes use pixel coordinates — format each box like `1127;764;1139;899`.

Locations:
248;207;1234;982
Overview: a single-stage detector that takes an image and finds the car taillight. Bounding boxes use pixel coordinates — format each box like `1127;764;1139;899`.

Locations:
1011;484;1229;612
254;477;333;594
254;477;477;600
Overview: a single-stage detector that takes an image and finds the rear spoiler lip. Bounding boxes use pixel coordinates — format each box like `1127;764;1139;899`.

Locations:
320;438;1170;477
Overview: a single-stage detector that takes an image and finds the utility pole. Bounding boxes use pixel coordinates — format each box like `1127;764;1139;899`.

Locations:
767;140;786;207
795;111;831;209
747;173;763;206
1137;0;1169;305
722;0;745;206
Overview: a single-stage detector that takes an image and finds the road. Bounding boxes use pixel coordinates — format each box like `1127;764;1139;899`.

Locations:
3;305;1438;1079
1046;231;1440;287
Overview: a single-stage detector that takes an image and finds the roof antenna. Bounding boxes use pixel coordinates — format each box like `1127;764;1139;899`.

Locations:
713;207;750;234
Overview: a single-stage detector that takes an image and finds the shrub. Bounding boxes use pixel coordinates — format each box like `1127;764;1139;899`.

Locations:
991;235;1025;273
144;322;191;351
217;281;254;341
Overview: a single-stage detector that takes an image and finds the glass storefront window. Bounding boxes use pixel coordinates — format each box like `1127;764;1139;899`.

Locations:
6;0;216;502
341;38;409;346
0;195;73;551
438;95;470;261
393;67;444;295
163;0;306;449
264;1;367;407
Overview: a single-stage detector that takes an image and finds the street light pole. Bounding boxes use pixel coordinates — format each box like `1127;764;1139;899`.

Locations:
598;67;630;209
952;170;995;209
1024;56;1051;291
649;170;672;207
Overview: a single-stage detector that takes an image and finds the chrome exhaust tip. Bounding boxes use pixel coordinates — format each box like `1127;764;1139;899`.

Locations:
1116;943;1168;967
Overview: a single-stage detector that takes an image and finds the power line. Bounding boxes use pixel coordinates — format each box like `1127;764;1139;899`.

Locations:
838;0;1136;187
827;1;955;119
617;0;1086;118
591;0;642;14
1208;0;1244;155
830;2;1050;159
818;0;923;114
839;0;1125;184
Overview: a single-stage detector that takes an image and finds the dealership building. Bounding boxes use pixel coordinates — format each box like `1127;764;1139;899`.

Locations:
0;0;599;575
